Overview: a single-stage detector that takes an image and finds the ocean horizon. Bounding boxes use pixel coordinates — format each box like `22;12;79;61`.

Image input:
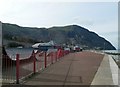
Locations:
104;50;120;54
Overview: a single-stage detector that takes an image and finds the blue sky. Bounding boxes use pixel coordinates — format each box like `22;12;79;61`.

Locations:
0;0;118;49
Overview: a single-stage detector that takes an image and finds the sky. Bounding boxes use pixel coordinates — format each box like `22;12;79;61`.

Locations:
0;0;119;49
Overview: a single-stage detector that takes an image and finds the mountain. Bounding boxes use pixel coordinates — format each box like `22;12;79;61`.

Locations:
2;23;116;50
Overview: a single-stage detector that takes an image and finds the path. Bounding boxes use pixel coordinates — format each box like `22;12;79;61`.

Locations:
23;51;104;86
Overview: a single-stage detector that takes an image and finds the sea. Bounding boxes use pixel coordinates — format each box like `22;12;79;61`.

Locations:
5;47;57;60
3;48;120;62
104;50;120;54
104;50;120;62
5;47;34;60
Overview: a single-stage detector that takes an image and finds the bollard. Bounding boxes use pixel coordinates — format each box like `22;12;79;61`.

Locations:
44;52;47;68
33;53;36;74
16;54;19;84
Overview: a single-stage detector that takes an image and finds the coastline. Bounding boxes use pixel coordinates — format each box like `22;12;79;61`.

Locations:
91;50;120;69
105;52;120;69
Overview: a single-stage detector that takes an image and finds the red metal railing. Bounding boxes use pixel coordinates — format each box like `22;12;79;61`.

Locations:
16;54;19;84
2;49;70;84
2;54;16;83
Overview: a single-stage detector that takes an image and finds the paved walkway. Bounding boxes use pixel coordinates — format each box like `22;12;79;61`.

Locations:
23;51;104;85
91;54;114;85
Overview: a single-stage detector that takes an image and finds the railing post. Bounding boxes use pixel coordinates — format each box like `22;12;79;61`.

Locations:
60;50;62;58
63;50;65;56
45;52;47;68
61;50;63;57
33;53;36;74
51;52;53;64
16;54;19;84
58;49;60;59
56;51;57;62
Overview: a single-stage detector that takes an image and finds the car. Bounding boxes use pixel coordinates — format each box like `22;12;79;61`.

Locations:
74;46;82;52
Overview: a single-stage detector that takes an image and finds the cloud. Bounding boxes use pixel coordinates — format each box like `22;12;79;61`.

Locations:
0;1;118;48
72;16;94;26
90;20;118;49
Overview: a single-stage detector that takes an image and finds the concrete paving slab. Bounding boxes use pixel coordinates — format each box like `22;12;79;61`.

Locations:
109;55;119;85
91;54;114;85
64;52;104;85
119;69;120;86
23;51;104;86
24;53;74;85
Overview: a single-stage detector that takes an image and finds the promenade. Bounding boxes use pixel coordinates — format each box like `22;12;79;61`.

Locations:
23;51;105;85
2;51;119;87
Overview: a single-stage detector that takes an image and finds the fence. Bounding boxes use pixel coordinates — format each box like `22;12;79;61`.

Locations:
2;48;70;84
